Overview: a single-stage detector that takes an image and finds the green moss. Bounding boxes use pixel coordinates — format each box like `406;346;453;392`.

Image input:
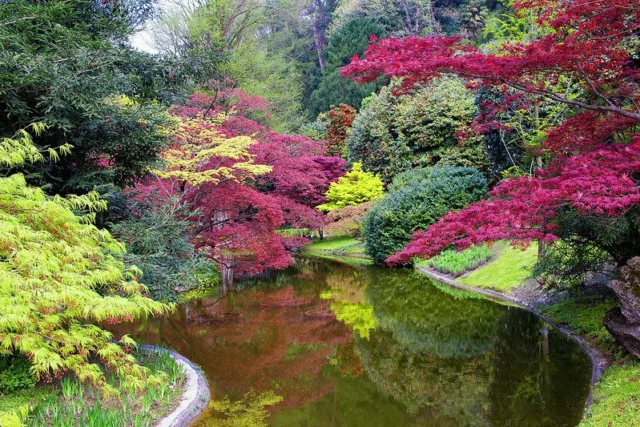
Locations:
459;243;538;292
539;295;623;359
581;363;640;427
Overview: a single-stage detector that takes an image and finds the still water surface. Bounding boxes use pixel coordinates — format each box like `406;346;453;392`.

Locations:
114;257;592;426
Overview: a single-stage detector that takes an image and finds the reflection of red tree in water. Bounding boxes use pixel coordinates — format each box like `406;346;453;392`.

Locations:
109;286;353;413
257;287;313;308
334;339;365;378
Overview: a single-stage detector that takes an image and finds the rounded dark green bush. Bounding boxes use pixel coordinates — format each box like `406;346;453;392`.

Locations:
0;354;36;393
363;167;487;264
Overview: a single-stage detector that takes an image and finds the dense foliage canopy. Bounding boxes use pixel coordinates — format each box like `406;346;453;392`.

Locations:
343;0;640;267
136;88;345;282
347;77;487;183
0;0;181;194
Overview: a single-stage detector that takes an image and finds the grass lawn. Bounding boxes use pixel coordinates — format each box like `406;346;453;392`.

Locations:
581;362;640;427
305;236;362;253
458;243;538;292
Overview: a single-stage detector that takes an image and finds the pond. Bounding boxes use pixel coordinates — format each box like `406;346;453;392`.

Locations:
111;257;593;426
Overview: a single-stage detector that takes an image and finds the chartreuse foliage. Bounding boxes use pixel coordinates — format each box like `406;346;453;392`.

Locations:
28;349;186;427
0;129;171;410
156;115;271;186
317;163;384;212
210;389;284;427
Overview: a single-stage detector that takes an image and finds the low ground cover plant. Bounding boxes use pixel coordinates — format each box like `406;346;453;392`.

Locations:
424;245;492;276
28;349;186;427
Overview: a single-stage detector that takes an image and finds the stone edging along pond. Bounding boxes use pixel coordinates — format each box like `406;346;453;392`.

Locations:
416;266;611;407
138;345;210;427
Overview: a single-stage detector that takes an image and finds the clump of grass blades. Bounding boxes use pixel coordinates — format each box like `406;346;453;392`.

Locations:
424;245;492;276
29;349;185;427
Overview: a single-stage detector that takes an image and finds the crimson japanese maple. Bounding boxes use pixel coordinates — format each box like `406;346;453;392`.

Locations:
341;0;640;265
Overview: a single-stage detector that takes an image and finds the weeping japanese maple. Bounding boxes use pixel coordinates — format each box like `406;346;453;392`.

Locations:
342;0;640;267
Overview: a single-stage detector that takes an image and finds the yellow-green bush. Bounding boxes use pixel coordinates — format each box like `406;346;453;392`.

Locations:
318;163;384;212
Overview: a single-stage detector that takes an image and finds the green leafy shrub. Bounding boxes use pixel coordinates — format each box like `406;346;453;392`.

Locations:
347;77;488;183
363;167;487;264
318;163;384;212
0;354;36;394
425;245;492;276
533;240;611;289
111;195;219;302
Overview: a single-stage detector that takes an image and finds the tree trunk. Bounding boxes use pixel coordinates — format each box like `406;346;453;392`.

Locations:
538;238;546;261
541;327;550;362
221;263;234;293
311;0;327;70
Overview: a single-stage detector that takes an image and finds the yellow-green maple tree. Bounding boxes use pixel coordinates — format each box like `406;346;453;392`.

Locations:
0;126;171;395
155;114;271;186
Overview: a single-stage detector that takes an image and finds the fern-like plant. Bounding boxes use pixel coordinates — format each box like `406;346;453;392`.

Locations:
0;127;172;395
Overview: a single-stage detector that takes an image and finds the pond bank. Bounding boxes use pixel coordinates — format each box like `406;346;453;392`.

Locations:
415;266;611;397
413;263;640;426
140;345;210;427
0;346;196;427
304;240;636;424
302;236;373;266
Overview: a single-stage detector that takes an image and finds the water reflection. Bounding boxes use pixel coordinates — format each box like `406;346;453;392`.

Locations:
109;257;591;426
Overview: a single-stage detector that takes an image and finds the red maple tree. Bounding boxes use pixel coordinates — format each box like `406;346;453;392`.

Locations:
139;85;345;280
341;0;640;265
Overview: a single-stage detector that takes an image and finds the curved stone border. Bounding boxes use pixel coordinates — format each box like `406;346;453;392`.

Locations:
139;345;210;427
417;267;611;407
